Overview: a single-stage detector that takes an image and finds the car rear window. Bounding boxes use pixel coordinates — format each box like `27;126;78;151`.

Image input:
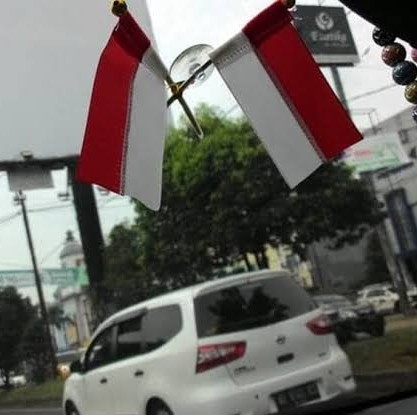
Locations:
367;290;385;297
194;276;316;338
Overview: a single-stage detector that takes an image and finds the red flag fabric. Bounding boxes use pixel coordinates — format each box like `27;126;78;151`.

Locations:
210;1;362;187
77;12;168;210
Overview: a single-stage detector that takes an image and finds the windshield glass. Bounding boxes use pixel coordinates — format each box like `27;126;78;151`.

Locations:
0;0;416;415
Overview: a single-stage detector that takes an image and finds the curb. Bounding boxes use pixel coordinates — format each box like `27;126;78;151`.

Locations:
355;370;417;397
0;400;61;409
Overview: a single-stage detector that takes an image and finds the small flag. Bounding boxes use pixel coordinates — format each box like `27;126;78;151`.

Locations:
209;1;362;188
77;12;168;210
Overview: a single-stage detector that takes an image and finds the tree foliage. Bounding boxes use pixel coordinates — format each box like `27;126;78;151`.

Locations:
104;223;151;311
0;287;34;388
105;105;382;307
19;318;51;384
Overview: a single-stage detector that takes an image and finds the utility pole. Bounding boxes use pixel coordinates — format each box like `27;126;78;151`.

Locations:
330;65;349;113
363;174;412;314
15;191;58;377
68;165;106;323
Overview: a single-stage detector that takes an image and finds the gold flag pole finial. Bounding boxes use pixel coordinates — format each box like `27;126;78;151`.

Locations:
109;0;204;139
112;0;128;17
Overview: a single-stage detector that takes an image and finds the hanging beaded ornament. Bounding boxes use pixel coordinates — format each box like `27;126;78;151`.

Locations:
372;27;417;122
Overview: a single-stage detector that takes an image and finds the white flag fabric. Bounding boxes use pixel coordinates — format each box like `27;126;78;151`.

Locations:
209;1;362;188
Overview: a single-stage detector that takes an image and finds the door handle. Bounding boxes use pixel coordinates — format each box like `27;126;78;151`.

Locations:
134;370;144;377
100;377;108;384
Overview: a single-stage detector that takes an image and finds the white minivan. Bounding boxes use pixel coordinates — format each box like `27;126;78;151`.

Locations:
63;271;355;414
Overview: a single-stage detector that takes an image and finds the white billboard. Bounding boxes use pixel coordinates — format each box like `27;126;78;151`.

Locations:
343;133;410;174
0;0;154;168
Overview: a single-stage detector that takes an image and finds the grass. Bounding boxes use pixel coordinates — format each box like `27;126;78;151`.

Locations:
0;315;416;408
0;379;63;406
386;314;417;332
346;327;417;374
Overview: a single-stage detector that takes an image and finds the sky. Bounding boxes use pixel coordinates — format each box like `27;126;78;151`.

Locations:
0;0;413;271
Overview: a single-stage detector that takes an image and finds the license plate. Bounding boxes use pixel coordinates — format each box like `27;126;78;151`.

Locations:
273;381;320;411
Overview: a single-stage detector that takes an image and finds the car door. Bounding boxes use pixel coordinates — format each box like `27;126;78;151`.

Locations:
367;290;390;312
380;290;396;311
82;326;117;414
110;305;183;414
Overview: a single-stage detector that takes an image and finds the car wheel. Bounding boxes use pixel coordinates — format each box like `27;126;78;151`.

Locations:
147;400;173;415
371;322;385;338
65;402;80;415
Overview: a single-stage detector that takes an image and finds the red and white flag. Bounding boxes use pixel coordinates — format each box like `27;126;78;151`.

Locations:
209;1;362;188
77;12;168;210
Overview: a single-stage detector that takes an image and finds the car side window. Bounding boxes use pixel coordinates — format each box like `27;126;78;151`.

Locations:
368;290;385;297
142;305;182;354
85;327;114;371
116;314;145;361
115;305;182;361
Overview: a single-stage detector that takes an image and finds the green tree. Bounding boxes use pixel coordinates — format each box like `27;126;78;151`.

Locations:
364;231;391;286
48;305;72;330
106;105;382;305
104;223;151;310
19;318;51;384
0;287;34;388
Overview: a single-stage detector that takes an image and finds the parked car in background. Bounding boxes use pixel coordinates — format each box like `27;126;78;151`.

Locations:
357;288;399;315
10;374;27;387
357;284;417;313
63;271;355;415
314;295;385;344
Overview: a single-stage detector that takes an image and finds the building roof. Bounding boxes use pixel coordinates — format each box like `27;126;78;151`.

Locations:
60;231;83;259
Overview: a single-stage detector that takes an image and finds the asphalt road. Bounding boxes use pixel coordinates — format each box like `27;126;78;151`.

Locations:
0;407;62;415
1;395;417;414
357;395;417;414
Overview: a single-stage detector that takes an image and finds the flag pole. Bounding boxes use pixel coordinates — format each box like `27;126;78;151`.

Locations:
165;74;204;139
112;0;204;139
167;59;213;107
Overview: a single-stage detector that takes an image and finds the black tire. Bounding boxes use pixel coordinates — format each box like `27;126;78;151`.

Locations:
370;321;385;338
65;402;80;415
147;400;173;415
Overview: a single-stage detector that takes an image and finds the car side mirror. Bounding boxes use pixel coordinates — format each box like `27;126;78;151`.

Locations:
70;359;84;374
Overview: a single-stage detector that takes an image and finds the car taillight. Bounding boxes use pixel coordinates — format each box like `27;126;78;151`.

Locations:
306;314;333;335
196;341;246;373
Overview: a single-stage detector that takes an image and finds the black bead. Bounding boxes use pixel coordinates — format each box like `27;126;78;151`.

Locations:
372;27;396;46
392;61;417;85
413;106;417;124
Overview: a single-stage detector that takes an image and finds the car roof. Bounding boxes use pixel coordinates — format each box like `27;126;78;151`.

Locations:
93;269;290;337
314;294;348;301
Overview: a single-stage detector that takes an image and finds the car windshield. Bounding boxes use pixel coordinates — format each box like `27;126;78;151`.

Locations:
0;0;417;415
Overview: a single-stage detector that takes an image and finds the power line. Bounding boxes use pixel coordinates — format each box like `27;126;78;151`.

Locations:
347;84;397;103
39;240;65;265
100;204;132;210
28;204;73;214
0;260;32;268
98;195;120;208
0;212;21;227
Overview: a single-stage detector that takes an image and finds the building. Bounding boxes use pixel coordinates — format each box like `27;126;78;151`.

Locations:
60;231;84;269
306;108;417;294
53;285;93;350
53;231;92;351
364;108;417;288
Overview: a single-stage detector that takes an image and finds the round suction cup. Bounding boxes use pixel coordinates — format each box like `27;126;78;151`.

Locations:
169;44;215;88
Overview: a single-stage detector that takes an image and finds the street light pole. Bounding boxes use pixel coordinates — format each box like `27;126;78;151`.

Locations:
16;191;58;377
